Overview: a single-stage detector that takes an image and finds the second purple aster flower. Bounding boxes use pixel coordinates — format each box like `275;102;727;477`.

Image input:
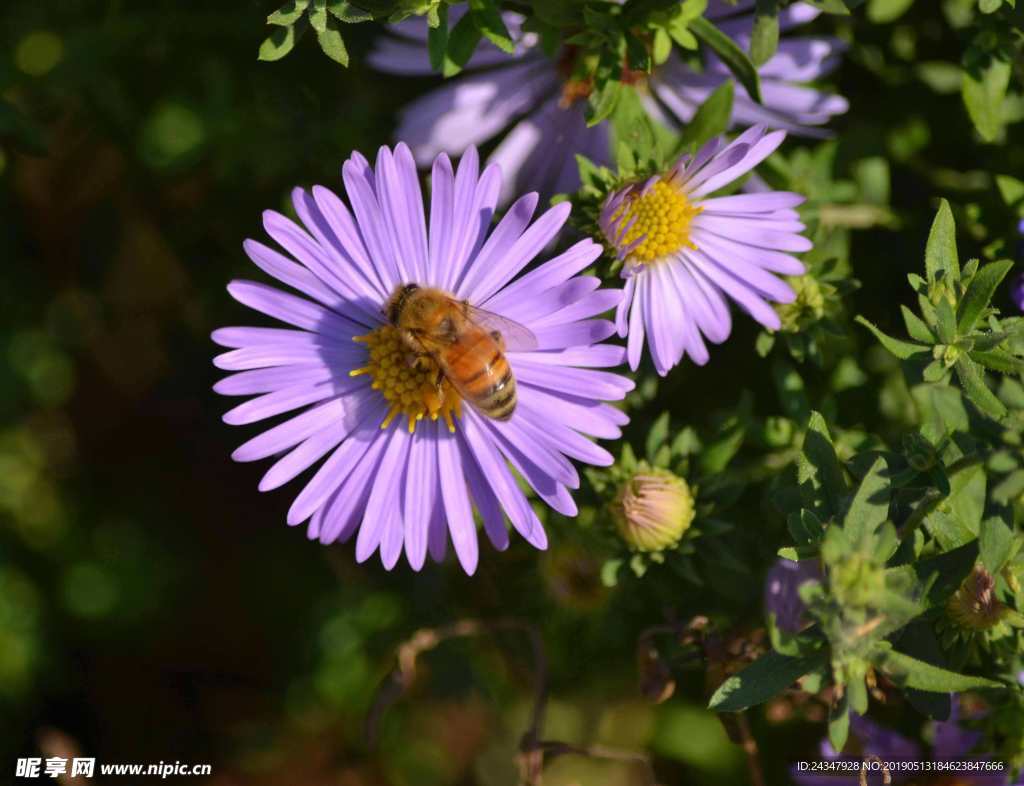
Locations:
599;125;812;375
212;144;634;574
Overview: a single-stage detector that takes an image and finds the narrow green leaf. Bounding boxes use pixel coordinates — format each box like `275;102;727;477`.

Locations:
470;0;515;54
326;1;372;22
844;457;890;541
874;649;1003;691
259;22;304;61
268;0;310;26
586;80;622;127
428;5;448;71
676;81;734;152
935;297;957;343
867;0;915;22
901;305;935;343
709;650;826;711
309;0;328;32
797;411;849;517
962;57;1011;142
925;199;959;285
750;0;779;66
443;12;483;76
957;260;1013;333
828;693;850;752
690;16;762;104
979;516;1014;574
855;316;930;359
955;356;1007;419
316;17;348;65
971;349;1024;374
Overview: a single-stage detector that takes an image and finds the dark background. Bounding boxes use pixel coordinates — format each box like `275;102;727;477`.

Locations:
1;1;1019;784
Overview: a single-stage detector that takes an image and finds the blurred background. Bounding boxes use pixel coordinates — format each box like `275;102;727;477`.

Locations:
2;1;1021;784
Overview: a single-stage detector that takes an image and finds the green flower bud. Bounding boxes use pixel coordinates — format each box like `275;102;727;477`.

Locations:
776;276;826;333
611;466;694;552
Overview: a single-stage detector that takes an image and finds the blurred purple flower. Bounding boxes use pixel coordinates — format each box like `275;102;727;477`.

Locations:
793;707;1015;786
369;2;847;202
1011;219;1024;311
212;144;633;574
599;126;810;374
764;558;821;632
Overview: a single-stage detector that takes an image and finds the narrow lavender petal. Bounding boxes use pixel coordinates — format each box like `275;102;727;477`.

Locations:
483;419;578;516
695;229;806;276
616;276;635;338
455;191;538;298
232;396;354;463
513;361;635;401
243;239;343;309
701;192;805;212
309;184;388;296
379;499;405;571
376;144;429;282
287;401;388;525
531;319;616;350
688;248;782;329
428;154;457;286
487;416;579;488
214;365;332;396
515;401;614;467
461;413;547;549
694;237;798;303
483;239;603;314
529;289;622;329
679;143;752;193
667;257;732;344
222;379;355;426
427;495;449;562
213;343;359;372
459;432;510;551
627;285;646;371
511;344;626;369
316;428;390;543
495;276;600;325
691;131;787;198
518;384;625;440
355;428;410;562
759;37;847;81
259;409;363;492
402;423;438;570
341;156;403;290
211;326;326;350
463;202;572;304
437;431;479;574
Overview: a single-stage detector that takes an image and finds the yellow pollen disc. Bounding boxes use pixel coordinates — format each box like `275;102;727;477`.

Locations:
612;180;702;263
349;325;463;433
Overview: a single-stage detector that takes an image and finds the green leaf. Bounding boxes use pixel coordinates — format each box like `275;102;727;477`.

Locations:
470;0;515;54
443;12;483;76
676;81;734;151
955;356;1007;419
690;16;762;104
268;0;310;26
855;316;930;359
750;0;779;66
980;516;1014;574
901;305;935;343
958;260;1013;334
646;413;670;461
828;693;850;752
935;297;957;343
873;648;1003;691
708;650;826;711
309;0;328;33
316;15;348;65
843;457;890;541
652;28;672;65
971;349;1024;374
326;1;372;22
797;411;849;517
867;0;915;22
962;57;1011;142
587;80;623;127
428;5;448;70
925;199;960;285
258;21;304;61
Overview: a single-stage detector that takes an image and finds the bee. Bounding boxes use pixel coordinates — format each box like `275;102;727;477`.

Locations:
385;283;537;421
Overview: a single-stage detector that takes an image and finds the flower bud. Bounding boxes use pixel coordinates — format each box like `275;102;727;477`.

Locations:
611;467;694;552
947;565;1007;631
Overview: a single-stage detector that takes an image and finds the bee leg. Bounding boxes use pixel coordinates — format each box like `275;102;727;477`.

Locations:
490;330;506;351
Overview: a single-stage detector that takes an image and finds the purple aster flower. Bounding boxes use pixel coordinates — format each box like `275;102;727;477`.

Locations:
599;125;811;374
369;2;847;203
212;144;633;574
764;558;821;632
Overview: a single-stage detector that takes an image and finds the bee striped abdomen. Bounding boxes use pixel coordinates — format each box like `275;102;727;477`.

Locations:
448;332;517;420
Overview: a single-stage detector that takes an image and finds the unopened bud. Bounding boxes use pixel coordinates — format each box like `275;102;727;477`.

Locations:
611;467;694;552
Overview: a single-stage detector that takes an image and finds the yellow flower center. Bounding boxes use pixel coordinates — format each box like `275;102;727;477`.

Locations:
349;325;462;434
613;180;702;263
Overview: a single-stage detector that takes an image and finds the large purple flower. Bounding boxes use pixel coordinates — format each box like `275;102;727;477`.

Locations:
369;2;847;202
599;125;811;374
212;144;633;574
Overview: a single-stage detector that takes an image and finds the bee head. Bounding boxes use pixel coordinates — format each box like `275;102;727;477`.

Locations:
386;283;420;325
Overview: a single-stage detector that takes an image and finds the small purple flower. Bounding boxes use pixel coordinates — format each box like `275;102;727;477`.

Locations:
212;144;633;574
599;125;811;374
369;2;847;202
764;558;821;632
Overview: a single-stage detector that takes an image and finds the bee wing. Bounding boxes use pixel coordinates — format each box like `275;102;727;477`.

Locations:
461;302;538;352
